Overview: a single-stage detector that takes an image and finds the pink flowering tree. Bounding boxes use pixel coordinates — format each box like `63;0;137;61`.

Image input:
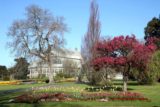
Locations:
145;37;160;49
92;35;156;91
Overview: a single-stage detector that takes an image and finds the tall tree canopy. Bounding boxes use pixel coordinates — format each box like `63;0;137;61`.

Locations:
13;57;29;79
82;0;101;61
144;17;160;40
81;0;101;84
92;35;156;91
0;65;8;80
144;17;160;49
7;5;67;82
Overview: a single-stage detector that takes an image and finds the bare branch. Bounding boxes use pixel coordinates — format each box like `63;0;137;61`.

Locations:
7;5;68;82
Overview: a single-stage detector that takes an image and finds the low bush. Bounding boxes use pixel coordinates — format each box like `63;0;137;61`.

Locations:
3;76;10;81
54;71;76;82
60;78;76;82
21;79;37;84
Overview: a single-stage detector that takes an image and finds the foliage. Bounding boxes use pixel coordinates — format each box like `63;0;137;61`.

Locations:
36;74;49;83
144;17;160;49
92;35;137;68
0;65;8;80
92;35;156;91
145;37;160;50
138;50;160;84
130;42;156;70
61;78;76;82
127;68;139;81
0;66;7;74
54;71;65;82
144;17;160;40
87;68;115;86
10;57;29;79
2;76;10;81
55;76;63;83
37;74;46;79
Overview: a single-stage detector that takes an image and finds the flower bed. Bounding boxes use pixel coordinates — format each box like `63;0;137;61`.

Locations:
0;80;21;85
32;85;84;93
13;92;72;103
13;91;150;103
85;85;123;92
79;92;150;101
108;92;150;101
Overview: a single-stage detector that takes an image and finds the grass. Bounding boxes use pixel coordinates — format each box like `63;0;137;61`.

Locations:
0;81;160;107
129;82;160;106
0;83;46;91
0;83;47;105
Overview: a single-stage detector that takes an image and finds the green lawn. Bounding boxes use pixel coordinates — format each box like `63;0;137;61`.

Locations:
0;83;46;91
0;81;160;107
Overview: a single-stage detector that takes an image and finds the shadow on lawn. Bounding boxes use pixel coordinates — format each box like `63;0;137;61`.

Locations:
84;80;136;91
113;80;139;86
39;102;88;107
0;104;8;107
0;89;27;106
0;102;88;107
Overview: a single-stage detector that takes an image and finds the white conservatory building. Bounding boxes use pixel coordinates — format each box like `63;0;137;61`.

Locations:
28;48;82;78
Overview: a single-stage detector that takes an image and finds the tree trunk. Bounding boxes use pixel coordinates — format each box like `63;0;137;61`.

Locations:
10;74;15;80
48;63;54;83
1;74;4;80
77;69;82;83
123;75;128;92
48;53;54;83
123;64;130;92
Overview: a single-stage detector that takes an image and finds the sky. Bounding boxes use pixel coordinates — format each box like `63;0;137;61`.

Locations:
0;0;160;67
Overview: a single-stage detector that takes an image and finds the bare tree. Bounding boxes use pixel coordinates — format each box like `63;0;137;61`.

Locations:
7;5;67;83
81;0;101;84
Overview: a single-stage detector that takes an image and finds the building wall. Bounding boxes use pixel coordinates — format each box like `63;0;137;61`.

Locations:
28;49;82;78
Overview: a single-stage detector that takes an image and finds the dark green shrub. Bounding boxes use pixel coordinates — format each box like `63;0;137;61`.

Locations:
158;78;160;82
38;74;46;79
45;79;49;83
3;76;10;81
54;71;64;82
138;51;160;84
54;76;62;83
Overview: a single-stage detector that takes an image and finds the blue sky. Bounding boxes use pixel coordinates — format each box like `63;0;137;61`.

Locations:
0;0;160;67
